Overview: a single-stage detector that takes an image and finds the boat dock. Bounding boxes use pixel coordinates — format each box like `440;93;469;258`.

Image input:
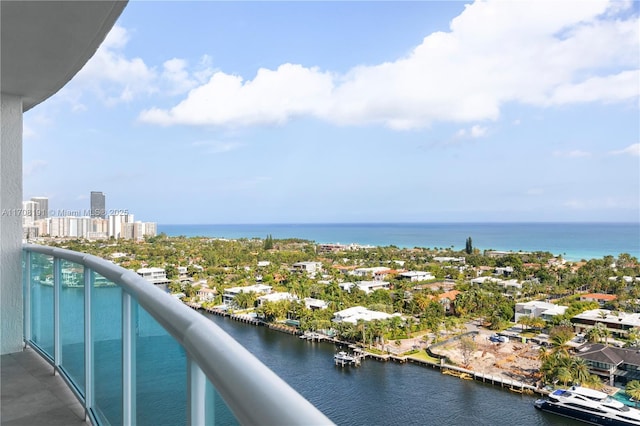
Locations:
439;363;540;394
299;331;332;342
334;351;364;367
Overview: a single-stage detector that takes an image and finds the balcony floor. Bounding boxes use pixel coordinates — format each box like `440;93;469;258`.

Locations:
1;347;87;425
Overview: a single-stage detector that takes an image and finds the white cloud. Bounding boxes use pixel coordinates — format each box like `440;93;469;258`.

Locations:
609;143;640;157
62;25;212;107
455;124;488;139
140;63;334;127
470;125;487;138
70;25;156;106
139;0;639;129
548;70;640;105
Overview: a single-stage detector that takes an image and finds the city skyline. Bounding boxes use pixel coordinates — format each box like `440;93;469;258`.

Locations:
21;193;156;240
22;1;639;224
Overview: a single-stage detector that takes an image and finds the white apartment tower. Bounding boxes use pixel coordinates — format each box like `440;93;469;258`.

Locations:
108;213;134;239
21;200;38;226
30;196;48;220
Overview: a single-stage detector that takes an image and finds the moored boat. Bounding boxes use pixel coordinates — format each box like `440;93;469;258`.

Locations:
534;386;640;425
334;351;356;362
334;351;361;366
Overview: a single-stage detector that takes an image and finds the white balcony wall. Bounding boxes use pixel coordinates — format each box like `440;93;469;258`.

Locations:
0;93;24;354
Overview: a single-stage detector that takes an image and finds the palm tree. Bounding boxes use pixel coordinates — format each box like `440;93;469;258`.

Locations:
556;366;573;386
518;316;531;332
581;374;603;390
571;357;591;385
586;323;605;343
538;346;551;364
550;338;570;358
627;380;640;406
628;327;640;347
530;317;547;333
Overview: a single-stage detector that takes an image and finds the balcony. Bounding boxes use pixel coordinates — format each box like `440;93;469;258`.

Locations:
5;244;332;425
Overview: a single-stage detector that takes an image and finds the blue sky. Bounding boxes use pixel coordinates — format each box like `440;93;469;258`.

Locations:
23;1;639;224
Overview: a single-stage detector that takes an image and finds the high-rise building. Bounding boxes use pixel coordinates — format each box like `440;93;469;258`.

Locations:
90;191;105;218
30;196;48;220
22;200;38;226
108;213;133;239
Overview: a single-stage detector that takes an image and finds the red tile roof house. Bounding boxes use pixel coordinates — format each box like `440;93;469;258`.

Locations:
428;290;461;314
580;293;618;306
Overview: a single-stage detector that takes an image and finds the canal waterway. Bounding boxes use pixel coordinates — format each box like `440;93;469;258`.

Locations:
204;313;583;425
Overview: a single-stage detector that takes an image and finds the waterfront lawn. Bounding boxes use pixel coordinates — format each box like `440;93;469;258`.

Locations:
407;351;440;364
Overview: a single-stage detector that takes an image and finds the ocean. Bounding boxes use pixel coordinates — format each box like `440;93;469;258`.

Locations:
159;222;639;261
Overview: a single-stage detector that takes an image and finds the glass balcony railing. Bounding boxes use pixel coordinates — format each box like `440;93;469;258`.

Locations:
23;244;333;426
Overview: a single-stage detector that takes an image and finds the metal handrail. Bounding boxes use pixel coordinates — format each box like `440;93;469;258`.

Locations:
24;243;333;426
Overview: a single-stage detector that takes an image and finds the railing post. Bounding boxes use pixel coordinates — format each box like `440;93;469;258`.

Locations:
84;267;94;422
24;250;31;344
187;356;212;426
122;292;137;426
53;257;61;372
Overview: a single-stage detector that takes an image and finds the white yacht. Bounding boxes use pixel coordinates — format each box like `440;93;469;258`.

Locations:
333;351;360;366
334;351;356;362
534;386;640;425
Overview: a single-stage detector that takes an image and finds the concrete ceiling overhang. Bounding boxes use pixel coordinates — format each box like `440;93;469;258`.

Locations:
1;0;127;112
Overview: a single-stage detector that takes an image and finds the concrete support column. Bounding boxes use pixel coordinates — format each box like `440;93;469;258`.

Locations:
1;93;24;354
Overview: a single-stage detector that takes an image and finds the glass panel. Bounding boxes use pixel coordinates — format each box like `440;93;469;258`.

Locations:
136;303;187;425
92;272;122;426
60;259;85;395
206;379;239;426
29;252;54;357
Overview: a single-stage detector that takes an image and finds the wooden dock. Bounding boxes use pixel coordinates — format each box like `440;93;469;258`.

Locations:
299;331;330;342
269;323;301;335
438;363;541;394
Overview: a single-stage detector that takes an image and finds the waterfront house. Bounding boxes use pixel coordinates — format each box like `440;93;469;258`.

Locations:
576;343;640;386
571;309;640;339
223;284;273;305
137;267;171;287
514;300;568;322
333;306;398;324
196;287;217;302
303;298;329;310
257;292;298;306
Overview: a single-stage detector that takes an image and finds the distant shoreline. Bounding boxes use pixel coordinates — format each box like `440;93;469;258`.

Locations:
158;222;640;262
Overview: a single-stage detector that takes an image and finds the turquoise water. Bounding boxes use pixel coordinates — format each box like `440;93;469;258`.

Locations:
159;222;639;261
612;391;638;407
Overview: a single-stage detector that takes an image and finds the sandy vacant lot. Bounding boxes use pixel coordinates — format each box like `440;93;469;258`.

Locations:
427;329;541;384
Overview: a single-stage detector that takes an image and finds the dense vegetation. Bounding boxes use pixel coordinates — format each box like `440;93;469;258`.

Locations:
46;235;639;350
